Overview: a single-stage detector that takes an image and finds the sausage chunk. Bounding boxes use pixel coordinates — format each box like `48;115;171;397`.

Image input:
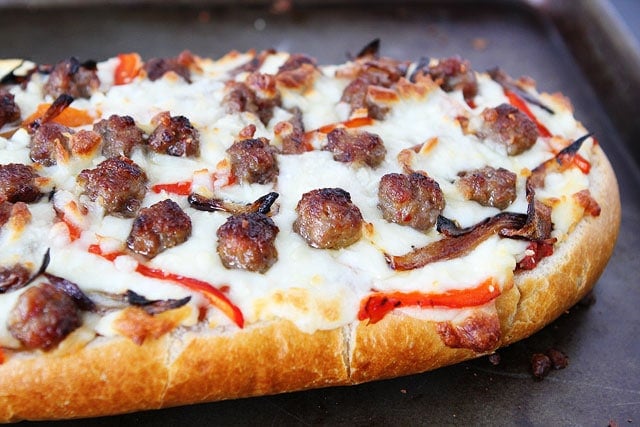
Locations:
8;282;81;351
378;172;445;231
0;89;20;127
0;163;42;203
147;111;200;157
93;114;145;158
43;57;100;99
126;199;192;259
143;57;191;82
77;156;147;217
223;79;279;126
456;166;517;210
216;212;279;273
30;122;71;166
426;56;478;102
481;103;538;155
325;128;386;168
227;137;279;184
293;188;363;249
0;263;31;293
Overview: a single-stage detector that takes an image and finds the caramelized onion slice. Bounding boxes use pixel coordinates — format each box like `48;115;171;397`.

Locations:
188;191;278;215
44;272;97;312
386;212;527;271
126;290;191;315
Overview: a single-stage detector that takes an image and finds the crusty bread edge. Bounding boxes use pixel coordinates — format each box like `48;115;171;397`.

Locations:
0;145;620;421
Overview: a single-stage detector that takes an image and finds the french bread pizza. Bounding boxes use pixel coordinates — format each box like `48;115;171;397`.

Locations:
0;42;620;421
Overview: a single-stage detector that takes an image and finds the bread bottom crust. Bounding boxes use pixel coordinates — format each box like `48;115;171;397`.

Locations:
0;146;620;421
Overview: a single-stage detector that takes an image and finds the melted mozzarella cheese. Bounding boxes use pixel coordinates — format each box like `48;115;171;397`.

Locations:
0;52;596;346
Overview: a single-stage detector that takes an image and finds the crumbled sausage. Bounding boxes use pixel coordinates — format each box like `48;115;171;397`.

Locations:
293;188;363;249
426;56;478;102
77;156;147;217
216;212;279;273
43;57;100;99
276;107;307;154
481;103;538;155
7;282;81;351
0;89;20;127
93;114;145;158
0;263;31;293
378;172;445;231
143;56;191;82
147;111;200;157
223;78;280;125
546;348;569;370
227;137;279;184
29;122;71;166
0;163;42;203
126;199;192;259
324;128;386;168
456;166;517;210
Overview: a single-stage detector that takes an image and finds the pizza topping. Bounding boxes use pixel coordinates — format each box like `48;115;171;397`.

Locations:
456;166;517;210
0;89;20;128
24;97;94;131
275;54;318;90
0;163;42;203
143;55;191;83
44;273;97;312
324;128;386;168
147;111;200;157
358;278;501;324
68;129;102;157
517;240;554;271
480;103;539;155
488;67;555;114
422;56;478;104
226;137;279;184
125;289;191;315
386;212;527;271
501;183;554;241
126;199;192;259
93;114;146;158
223;80;278;126
0;264;31;294
42;57;100;99
188;191;278;215
377;172;445;231
7;281;81;351
529;134;592;188
77;156;148;217
114;52;143;85
436;308;501;353
29;122;71;166
293;188;363;249
216;212;279;273
275;107;309;154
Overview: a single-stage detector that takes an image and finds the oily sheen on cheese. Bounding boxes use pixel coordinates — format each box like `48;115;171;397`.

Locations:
0;51;598;347
0;47;622;422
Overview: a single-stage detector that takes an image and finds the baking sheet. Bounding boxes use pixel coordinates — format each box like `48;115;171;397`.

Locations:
1;1;638;424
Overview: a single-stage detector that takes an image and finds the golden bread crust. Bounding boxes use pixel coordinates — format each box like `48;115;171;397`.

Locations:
0;143;621;422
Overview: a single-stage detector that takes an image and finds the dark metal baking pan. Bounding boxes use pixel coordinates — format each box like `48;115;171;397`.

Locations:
1;0;638;424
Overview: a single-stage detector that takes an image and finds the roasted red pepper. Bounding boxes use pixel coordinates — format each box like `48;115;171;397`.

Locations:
87;244;244;327
504;89;552;138
516;240;554;271
151;181;192;195
358;278;501;324
114;53;142;85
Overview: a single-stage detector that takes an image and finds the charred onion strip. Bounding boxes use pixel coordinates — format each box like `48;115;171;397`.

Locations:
488;67;555;115
44;273;97;312
1;249;52;294
126;290;191;315
87;244;244;328
188;191;278;215
385;213;527;271
25;94;74;132
529;133;592;188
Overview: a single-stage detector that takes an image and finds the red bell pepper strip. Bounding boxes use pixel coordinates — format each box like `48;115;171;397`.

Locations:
504;89;552;138
151;181;193;195
87;244;244;327
114;53;142;85
358;278;501;324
